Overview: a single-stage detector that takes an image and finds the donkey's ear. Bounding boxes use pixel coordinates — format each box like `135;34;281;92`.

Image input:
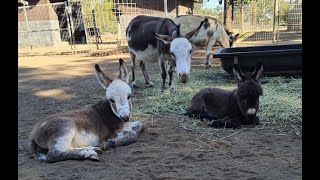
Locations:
232;33;240;42
251;63;263;81
153;32;172;45
95;64;112;89
233;63;245;83
185;20;205;40
118;58;129;83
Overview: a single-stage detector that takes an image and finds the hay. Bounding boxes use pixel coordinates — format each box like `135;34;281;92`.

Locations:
132;66;302;135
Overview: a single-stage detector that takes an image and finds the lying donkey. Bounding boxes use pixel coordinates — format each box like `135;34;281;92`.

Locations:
184;63;263;128
28;59;144;162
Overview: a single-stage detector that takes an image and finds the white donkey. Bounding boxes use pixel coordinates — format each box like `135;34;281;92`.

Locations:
28;59;144;162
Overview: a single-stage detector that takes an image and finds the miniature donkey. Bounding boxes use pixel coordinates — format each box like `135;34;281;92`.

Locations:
28;59;144;162
184;63;263;128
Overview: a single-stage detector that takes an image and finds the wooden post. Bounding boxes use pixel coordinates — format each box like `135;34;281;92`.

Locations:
164;0;168;18
175;0;179;17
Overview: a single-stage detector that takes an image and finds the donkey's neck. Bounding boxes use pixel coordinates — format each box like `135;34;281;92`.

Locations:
230;89;245;118
93;99;124;134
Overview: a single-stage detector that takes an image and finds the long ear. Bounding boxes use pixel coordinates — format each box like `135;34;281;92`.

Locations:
118;58;129;83
184;20;205;40
232;33;240;42
153;32;173;45
95;64;112;89
233;63;245;83
251;63;263;81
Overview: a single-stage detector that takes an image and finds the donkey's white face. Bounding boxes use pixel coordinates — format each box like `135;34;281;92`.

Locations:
106;79;132;121
95;59;132;122
170;38;192;83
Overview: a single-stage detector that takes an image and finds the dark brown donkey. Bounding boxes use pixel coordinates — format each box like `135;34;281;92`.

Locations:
28;59;144;162
184;63;263;128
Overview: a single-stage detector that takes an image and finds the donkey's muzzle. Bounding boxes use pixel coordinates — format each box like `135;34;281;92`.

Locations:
120;115;130;122
179;73;189;83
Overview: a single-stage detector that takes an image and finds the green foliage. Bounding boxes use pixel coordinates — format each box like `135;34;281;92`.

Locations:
194;3;223;20
81;0;117;34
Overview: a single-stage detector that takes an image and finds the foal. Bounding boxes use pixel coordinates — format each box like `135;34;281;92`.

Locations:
28;59;144;162
185;63;263;128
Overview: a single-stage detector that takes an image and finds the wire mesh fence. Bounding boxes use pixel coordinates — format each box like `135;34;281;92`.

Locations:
18;0;302;56
231;0;302;42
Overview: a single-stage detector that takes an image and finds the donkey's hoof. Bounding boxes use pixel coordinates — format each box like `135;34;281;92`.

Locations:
88;154;100;162
131;81;138;88
30;154;36;159
205;64;211;69
146;81;154;87
93;147;103;154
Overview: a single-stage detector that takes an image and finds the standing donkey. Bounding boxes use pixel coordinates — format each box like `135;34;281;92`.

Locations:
174;15;240;68
28;59;144;162
184;63;263;128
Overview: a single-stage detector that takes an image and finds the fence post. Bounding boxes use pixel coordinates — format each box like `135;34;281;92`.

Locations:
65;1;74;54
175;0;178;17
68;2;76;53
272;0;278;43
23;5;32;53
164;0;168;18
276;0;280;42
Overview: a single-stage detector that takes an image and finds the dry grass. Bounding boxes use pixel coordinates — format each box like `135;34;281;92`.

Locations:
132;65;302;136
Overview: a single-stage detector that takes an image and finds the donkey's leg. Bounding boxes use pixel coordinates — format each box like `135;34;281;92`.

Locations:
46;148;101;163
168;62;174;86
99;131;137;150
129;50;137;87
123;121;145;136
140;60;153;86
159;55;167;91
204;39;217;69
45;130;101;162
207;117;242;129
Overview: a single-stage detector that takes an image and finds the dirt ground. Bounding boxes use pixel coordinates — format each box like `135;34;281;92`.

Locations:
18;51;302;180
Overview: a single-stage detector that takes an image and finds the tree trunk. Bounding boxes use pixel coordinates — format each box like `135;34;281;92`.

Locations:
224;0;233;30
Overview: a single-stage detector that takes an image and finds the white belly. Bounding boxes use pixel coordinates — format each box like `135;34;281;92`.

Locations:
130;44;158;63
72;131;100;148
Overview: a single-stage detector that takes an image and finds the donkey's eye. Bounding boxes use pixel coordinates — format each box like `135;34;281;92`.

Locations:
170;52;175;57
110;99;115;103
189;50;193;54
127;95;131;99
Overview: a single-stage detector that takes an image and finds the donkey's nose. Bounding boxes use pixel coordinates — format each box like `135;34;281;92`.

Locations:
120;115;130;122
246;108;257;117
179;73;189;83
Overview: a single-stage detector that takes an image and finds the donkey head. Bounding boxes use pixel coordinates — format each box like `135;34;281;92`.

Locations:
233;63;263;122
95;58;132;122
152;20;205;83
225;28;240;47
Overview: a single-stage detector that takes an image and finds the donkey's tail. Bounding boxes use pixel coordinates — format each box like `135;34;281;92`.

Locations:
28;139;38;156
28;139;47;160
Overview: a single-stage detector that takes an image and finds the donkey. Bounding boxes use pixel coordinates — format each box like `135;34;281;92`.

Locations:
28;59;144;162
174;15;240;68
184;63;263;128
126;15;204;91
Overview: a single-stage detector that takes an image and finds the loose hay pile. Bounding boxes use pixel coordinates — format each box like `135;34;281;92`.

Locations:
132;66;302;136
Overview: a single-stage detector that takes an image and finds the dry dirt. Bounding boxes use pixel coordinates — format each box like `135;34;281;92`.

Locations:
18;52;302;180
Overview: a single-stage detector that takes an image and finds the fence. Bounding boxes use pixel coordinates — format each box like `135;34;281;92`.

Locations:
231;0;302;42
18;0;302;55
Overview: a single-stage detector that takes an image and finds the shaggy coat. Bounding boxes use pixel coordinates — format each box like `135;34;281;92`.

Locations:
185;63;263;128
126;15;204;91
28;59;144;162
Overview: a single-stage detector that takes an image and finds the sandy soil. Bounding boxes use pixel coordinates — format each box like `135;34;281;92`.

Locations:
18;52;302;180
